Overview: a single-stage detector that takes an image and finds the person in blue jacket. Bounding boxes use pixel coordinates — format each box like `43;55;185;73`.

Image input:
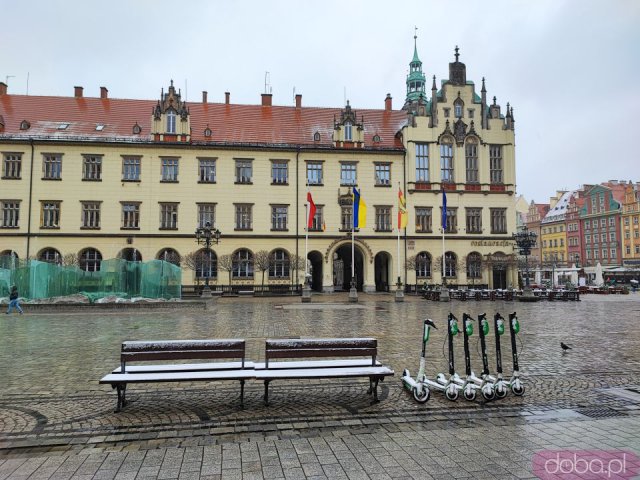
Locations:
6;285;23;314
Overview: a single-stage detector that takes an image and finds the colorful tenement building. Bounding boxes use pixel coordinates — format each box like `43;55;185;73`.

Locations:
0;40;519;292
621;182;640;266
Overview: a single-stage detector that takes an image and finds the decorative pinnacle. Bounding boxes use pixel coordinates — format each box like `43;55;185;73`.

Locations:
493;96;497;106
454;45;460;62
432;75;437;90
481;77;486;93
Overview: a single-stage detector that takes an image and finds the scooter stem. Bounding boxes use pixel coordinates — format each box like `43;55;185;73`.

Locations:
509;312;520;372
494;313;504;375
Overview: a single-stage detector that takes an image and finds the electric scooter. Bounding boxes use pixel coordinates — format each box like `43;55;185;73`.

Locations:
401;319;437;403
451;313;484;401
401;318;460;403
468;313;496;400
507;312;525;395
492;312;509;398
432;313;460;401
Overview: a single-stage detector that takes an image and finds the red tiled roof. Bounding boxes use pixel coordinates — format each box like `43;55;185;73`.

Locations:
0;94;408;150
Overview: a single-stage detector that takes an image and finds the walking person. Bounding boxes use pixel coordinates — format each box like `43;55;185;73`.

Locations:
6;285;23;314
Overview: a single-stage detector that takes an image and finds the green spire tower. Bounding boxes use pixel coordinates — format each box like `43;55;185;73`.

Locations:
405;30;426;105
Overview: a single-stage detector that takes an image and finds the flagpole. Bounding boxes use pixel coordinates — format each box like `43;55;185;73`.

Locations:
304;202;308;281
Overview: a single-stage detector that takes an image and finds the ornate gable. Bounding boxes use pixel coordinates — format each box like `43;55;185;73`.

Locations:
151;80;191;142
334;101;364;148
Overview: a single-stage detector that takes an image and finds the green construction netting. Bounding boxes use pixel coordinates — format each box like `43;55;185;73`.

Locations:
0;257;181;301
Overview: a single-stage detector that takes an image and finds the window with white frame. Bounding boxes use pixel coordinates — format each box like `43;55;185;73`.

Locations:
122;156;141;181
375;206;392;231
195;249;217;279
41;201;60;228
43;154;62;179
440;142;454;183
271;205;288;231
490;208;507;234
415;144;429;182
121;202;140;229
415;207;432;233
82;155;102;181
235;204;252;230
416;252;432;278
344;121;352;141
79;248;102;272
159;203;178;229
1;200;20;228
166;110;176;134
306;161;323;185
466;208;482;234
271;160;288;184
81;201;101;229
466;252;482;279
232;249;253;278
39;248;61;264
489;145;503;184
340;162;357;185
374;163;390;186
442;207;457;234
341;206;353;230
310;206;324;231
235;159;252;183
2;153;22;179
198;158;216;183
269;249;290;278
161;157;179;182
465;142;478;183
197;203;215;229
443;252;457;277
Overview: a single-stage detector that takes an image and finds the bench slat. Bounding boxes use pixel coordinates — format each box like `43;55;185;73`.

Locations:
254;359;381;370
255;365;394;380
122;339;245;352
266;338;376;349
100;370;255;384
112;361;255;374
266;348;377;359
122;350;245;362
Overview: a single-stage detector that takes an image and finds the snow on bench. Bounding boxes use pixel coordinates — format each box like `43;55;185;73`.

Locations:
99;339;252;411
256;338;394;405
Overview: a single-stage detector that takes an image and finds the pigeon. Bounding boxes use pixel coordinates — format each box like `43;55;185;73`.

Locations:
560;342;572;351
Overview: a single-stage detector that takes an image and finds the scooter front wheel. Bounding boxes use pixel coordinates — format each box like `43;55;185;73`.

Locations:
412;386;430;403
463;386;476;401
481;385;495;401
445;385;459;401
511;382;525;396
495;384;508;399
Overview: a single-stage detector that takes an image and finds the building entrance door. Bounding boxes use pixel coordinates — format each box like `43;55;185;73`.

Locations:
334;244;364;291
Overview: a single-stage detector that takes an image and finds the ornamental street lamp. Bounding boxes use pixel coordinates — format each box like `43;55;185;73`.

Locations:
513;226;538;301
195;221;221;297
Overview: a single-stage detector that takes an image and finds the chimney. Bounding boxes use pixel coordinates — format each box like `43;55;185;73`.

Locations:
261;93;272;106
384;93;392;111
100;86;108;99
225;91;230;104
0;82;7;96
202;91;208;103
74;86;83;98
295;94;302;109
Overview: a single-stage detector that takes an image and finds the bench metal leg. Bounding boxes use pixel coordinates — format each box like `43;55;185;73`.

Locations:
264;380;271;406
240;379;245;409
370;377;380;403
115;384;127;412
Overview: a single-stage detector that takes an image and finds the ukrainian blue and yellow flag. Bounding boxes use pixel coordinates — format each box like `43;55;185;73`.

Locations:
352;187;367;228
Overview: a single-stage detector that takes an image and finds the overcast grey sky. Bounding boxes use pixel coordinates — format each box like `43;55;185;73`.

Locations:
1;0;639;203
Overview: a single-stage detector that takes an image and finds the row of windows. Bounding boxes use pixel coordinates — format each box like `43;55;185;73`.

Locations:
625;245;640;255
585;248;618;260
585;232;618;244
624;231;640;239
414;143;503;185
584;217;616;229
413;251;485;278
2;148;506;186
0;200;508;234
542;238;565;248
623;216;640;226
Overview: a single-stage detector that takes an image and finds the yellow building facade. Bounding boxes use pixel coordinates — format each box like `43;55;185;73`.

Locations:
0;44;518;293
621;182;640;266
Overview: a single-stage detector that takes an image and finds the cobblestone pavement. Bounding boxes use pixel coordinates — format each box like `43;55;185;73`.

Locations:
1;293;640;479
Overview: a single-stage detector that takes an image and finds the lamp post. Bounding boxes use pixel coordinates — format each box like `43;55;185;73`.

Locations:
195;221;221;297
513;226;538;302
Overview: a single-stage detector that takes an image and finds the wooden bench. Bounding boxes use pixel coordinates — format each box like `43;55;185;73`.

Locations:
99;339;254;411
254;338;394;405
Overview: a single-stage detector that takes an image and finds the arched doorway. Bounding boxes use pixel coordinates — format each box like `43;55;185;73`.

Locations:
333;244;364;291
490;252;509;289
374;252;391;292
308;251;323;292
118;248;142;262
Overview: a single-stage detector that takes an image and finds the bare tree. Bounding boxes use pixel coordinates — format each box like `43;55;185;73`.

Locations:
254;250;271;287
181;251;204;274
217;254;234;285
61;253;79;268
289;254;306;286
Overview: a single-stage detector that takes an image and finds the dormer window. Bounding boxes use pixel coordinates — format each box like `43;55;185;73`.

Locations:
167;110;176;134
313;132;321;142
20;120;30;130
344;122;352;141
